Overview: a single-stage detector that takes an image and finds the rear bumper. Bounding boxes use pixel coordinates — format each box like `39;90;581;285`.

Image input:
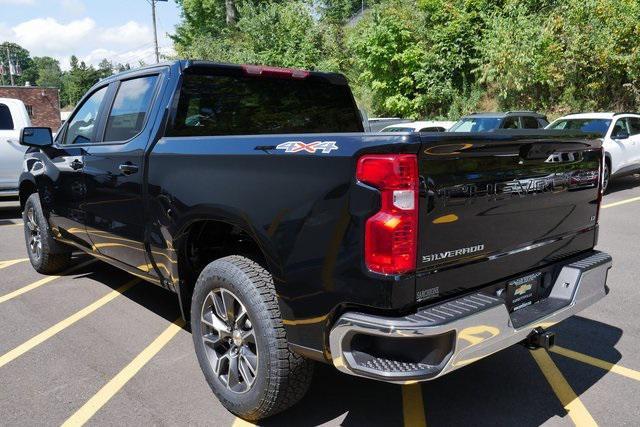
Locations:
328;251;612;383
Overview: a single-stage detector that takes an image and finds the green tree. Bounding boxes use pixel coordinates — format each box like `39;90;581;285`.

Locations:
478;0;640;113
97;58;114;79
33;56;63;88
0;42;37;86
61;55;102;107
177;1;328;71
318;0;379;23
173;0;286;56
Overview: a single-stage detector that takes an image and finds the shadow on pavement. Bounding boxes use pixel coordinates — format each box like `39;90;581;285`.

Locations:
605;174;640;195
419;316;622;427
71;261;624;427
0;201;21;224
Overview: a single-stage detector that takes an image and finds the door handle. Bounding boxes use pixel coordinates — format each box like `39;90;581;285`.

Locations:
119;162;139;175
69;159;84;170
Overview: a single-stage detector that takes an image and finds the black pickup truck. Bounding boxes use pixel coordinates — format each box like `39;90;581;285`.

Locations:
18;61;611;420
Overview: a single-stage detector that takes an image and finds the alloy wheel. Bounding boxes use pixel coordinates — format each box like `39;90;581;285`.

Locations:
200;288;258;394
26;208;42;260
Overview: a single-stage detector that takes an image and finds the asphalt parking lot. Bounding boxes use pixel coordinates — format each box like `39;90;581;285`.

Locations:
1;177;639;427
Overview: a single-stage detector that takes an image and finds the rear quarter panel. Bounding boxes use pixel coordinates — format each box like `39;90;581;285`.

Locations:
146;133;420;352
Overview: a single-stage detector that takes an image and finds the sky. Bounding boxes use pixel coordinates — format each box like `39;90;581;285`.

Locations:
0;0;181;70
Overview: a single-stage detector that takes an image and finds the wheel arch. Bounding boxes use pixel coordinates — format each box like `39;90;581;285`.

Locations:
18;177;38;210
171;211;284;323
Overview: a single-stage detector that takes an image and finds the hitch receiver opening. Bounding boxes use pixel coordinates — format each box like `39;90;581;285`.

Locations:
524;327;556;350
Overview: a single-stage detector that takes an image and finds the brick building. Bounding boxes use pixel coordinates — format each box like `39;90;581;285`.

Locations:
0;86;61;129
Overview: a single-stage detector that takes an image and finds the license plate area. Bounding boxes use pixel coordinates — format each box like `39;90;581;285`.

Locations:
506;272;543;312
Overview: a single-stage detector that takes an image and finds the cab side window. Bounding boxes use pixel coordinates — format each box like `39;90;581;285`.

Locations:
502;116;521;129
522;116;540;129
627;117;640;136
103;75;158;142
611;118;630;137
63;86;108;145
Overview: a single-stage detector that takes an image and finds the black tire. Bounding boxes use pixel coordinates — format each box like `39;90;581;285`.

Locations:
603;161;611;193
22;193;72;274
191;255;314;421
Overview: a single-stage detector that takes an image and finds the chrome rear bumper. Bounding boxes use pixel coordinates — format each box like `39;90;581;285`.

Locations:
329;251;612;383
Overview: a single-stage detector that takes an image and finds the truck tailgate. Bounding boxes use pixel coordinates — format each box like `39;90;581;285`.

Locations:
415;132;602;302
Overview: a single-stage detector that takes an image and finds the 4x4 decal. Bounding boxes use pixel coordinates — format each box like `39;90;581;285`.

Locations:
276;141;339;154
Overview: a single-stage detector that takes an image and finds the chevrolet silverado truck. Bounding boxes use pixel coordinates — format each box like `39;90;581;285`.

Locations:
17;61;611;420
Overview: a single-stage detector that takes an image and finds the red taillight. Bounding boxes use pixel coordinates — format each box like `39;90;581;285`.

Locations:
356;154;419;275
242;65;309;79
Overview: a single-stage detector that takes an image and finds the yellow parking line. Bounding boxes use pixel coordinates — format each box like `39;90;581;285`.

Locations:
0;258;28;270
61;317;185;427
0;259;96;304
551;346;640;382
402;383;427;427
232;418;255;427
530;349;597;427
602;196;640;209
0;222;23;227
0;278;138;369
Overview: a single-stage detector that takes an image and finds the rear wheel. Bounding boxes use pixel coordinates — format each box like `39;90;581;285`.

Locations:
191;255;314;421
23;193;72;274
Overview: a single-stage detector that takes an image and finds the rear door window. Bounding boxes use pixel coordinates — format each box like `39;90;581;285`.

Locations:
627;117;640;136
170;70;363;136
502;116;521;129
522;116;540;129
611;118;630;137
104;75;158;142
0;103;14;130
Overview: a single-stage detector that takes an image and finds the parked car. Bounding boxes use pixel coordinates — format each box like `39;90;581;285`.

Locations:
448;111;549;132
367;117;411;132
18;61;611;421
546;112;640;191
0;98;30;197
380;120;456;133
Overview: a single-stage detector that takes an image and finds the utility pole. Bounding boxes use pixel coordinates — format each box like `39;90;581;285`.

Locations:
150;0;168;63
151;0;159;63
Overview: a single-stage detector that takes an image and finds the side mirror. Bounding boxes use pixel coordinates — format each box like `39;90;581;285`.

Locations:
20;127;53;148
613;130;630;140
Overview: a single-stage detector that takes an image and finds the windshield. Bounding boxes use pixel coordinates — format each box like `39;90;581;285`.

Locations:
448;117;502;132
382;126;414;132
547;119;611;137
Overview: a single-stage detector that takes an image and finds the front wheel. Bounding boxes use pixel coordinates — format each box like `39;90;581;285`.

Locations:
603;162;610;192
191;255;314;421
23;193;72;274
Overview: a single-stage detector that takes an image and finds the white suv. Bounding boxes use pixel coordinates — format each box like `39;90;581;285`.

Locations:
547;112;640;191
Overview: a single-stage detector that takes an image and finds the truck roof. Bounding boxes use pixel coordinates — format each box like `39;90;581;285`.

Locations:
0;97;26;108
100;60;347;86
561;112;640;119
